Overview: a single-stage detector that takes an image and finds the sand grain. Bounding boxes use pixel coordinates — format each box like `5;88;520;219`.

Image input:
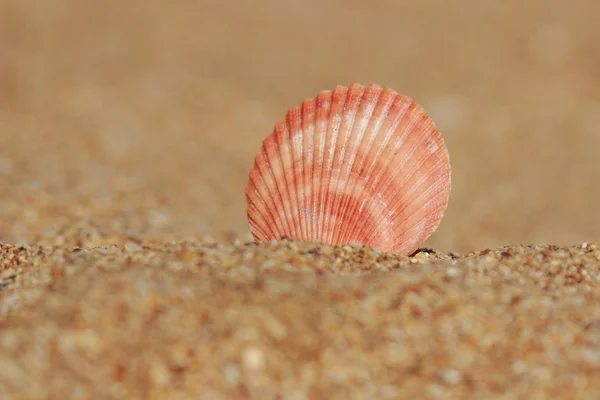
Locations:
1;241;599;398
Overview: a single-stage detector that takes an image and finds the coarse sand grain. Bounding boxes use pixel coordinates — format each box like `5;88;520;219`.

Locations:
1;241;600;398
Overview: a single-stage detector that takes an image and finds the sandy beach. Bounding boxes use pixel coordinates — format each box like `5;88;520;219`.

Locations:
1;0;600;398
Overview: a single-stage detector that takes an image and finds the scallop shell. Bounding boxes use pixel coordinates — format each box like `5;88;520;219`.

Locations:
245;83;451;255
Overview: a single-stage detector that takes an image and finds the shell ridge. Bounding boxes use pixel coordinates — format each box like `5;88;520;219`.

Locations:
310;92;327;240
351;98;417;244
370;156;450;251
325;89;356;243
250;147;289;238
287;107;307;240
318;177;384;248
358;105;429;242
300;99;317;241
389;116;438;196
338;86;398;244
318;86;348;240
247;206;271;241
300;99;314;240
331;85;371;244
335;172;383;246
246;200;269;240
387;162;450;233
263;132;297;238
281;111;303;240
311;92;332;241
362;132;440;245
272;121;300;239
384;170;445;238
346;92;409;243
318;86;348;241
378;122;446;225
245;181;276;240
389;175;450;253
327;84;365;244
379;126;437;211
334;84;381;244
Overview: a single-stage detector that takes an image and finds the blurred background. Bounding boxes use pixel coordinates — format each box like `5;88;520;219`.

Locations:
0;0;598;252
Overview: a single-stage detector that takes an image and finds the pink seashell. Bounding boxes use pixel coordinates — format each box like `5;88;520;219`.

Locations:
245;83;451;255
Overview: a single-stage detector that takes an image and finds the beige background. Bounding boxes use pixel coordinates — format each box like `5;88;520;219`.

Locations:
1;0;599;253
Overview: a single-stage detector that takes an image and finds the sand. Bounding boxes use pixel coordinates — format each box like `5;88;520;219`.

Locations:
1;242;600;398
2;0;600;398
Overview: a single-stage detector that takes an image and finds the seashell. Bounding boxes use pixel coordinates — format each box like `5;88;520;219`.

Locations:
245;83;451;255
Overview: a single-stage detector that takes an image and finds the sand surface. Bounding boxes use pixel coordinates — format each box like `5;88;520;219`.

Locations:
1;0;600;398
